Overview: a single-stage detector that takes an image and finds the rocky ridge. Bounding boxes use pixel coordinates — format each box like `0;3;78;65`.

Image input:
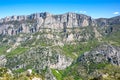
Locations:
0;12;120;36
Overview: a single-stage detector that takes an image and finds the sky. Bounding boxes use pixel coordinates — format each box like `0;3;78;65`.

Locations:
0;0;120;19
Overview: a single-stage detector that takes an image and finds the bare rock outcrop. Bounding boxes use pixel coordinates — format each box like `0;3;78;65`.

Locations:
0;12;96;35
0;55;7;67
78;43;120;66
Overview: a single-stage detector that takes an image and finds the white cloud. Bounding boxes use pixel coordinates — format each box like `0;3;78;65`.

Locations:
80;11;83;13
74;10;87;14
113;12;119;15
79;11;87;14
74;11;78;13
83;11;86;13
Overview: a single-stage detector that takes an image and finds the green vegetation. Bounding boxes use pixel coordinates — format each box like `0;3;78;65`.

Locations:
62;39;100;59
0;46;7;55
14;68;25;73
104;31;120;46
51;69;63;80
56;62;118;80
7;47;28;57
0;67;12;80
90;64;120;80
21;38;36;47
88;62;109;74
0;67;44;80
0;67;8;77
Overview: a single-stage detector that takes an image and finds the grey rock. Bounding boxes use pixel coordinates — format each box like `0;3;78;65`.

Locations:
0;55;7;67
0;12;96;35
6;46;73;72
78;43;120;66
0;12;120;36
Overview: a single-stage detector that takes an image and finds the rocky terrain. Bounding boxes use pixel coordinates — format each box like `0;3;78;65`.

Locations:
0;12;120;80
78;43;120;66
0;12;120;36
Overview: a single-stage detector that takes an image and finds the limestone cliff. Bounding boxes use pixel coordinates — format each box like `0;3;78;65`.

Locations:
0;12;96;35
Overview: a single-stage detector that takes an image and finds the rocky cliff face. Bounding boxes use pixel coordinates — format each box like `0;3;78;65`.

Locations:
0;12;120;36
78;43;120;66
0;12;97;35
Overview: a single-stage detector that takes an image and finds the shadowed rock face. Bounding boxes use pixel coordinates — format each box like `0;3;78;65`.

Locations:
78;44;120;66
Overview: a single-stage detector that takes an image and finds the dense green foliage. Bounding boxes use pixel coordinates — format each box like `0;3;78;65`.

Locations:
51;69;63;80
